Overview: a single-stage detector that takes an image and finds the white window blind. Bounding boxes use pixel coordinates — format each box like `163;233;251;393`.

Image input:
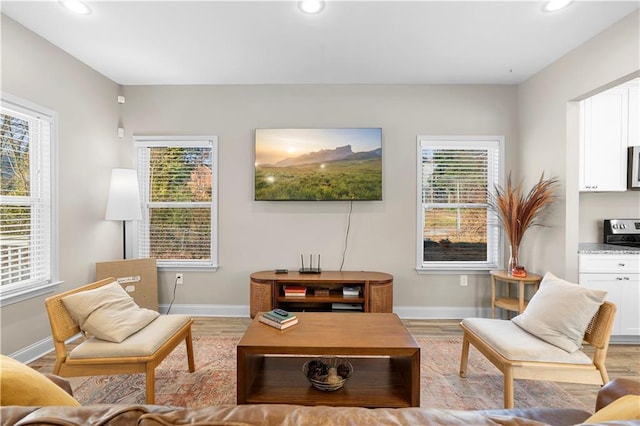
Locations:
1;97;55;299
417;136;503;271
134;137;218;269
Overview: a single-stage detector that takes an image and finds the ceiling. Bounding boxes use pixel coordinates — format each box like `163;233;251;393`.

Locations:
2;1;638;86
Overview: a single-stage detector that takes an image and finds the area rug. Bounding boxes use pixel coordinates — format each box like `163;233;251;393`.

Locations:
43;336;593;411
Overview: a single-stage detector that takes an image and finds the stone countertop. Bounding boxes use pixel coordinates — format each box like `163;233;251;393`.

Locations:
579;243;640;254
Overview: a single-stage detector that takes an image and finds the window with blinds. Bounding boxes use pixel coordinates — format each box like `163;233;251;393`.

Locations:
134;137;218;269
417;136;503;271
1;96;56;301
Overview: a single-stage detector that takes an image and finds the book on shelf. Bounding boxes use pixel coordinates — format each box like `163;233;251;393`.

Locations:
262;310;297;324
259;314;299;330
283;285;307;297
342;286;361;297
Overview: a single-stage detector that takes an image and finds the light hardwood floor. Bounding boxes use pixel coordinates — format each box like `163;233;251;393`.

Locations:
192;316;640;409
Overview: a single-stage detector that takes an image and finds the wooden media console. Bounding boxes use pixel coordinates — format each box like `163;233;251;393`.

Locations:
249;271;393;318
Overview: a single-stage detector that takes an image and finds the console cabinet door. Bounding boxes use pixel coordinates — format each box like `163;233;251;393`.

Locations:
250;280;273;318
369;282;393;313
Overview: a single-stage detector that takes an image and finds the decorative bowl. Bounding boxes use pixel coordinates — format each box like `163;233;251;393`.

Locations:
302;357;353;391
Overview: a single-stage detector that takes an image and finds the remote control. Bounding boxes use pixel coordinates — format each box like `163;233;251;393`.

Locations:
275;269;288;274
273;308;289;316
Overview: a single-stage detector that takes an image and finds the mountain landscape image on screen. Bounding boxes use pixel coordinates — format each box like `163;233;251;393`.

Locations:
255;128;382;201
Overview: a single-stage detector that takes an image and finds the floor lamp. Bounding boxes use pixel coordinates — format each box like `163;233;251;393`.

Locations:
105;168;142;259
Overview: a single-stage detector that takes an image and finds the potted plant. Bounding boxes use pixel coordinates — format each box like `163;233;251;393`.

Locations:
491;173;559;276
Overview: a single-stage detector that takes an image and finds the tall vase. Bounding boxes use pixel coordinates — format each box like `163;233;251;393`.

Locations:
508;244;519;275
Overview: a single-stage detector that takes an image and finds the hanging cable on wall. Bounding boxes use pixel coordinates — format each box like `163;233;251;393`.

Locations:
339;200;353;271
166;275;179;314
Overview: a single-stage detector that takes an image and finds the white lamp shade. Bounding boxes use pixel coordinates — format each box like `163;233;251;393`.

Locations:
105;169;143;221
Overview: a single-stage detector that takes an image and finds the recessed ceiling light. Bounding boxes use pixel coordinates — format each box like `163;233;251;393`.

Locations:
60;0;92;15
541;0;574;13
298;0;324;15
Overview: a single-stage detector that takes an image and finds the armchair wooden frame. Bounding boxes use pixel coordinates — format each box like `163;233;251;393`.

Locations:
45;277;195;404
459;301;616;409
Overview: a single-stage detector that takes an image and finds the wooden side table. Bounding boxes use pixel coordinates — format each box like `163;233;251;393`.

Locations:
490;270;542;319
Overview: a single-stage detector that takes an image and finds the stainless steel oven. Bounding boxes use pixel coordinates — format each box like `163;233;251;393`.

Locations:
629;146;640;190
604;219;640;248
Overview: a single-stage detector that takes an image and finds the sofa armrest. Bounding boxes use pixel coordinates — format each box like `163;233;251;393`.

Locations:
596;378;640;411
43;373;74;397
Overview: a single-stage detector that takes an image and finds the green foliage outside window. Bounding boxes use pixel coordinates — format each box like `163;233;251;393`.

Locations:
143;146;213;263
421;143;498;265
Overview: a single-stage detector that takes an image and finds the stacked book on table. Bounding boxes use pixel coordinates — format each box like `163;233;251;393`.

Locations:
259;309;299;330
283;285;306;297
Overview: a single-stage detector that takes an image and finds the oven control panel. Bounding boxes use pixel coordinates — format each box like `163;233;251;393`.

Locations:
605;219;640;234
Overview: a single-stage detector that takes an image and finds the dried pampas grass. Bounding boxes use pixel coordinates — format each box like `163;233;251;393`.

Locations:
491;173;559;251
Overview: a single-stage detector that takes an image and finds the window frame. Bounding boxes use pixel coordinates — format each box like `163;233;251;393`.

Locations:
416;135;505;273
0;92;60;306
133;135;218;271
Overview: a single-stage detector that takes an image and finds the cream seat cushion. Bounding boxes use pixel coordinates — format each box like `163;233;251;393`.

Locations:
511;272;607;353
68;314;192;359
62;281;159;343
461;318;592;364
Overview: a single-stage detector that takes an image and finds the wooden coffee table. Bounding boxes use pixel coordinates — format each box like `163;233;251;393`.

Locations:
236;312;420;407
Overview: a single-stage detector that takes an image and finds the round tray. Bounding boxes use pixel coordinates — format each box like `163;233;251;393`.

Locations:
302;357;353;392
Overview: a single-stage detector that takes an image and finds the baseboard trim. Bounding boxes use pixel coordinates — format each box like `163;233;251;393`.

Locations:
609;335;640;345
159;304;250;317
11;332;85;365
394;306;491;319
11;336;54;365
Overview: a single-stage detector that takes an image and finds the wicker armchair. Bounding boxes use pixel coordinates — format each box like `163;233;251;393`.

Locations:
44;277;195;404
459;301;616;409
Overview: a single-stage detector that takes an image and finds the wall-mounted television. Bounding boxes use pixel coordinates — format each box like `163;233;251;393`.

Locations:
255;128;382;201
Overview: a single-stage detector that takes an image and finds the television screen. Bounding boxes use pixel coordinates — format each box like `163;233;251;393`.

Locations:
255;128;382;201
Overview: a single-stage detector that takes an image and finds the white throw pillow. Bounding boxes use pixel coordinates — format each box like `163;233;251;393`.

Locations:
511;272;607;353
62;281;159;343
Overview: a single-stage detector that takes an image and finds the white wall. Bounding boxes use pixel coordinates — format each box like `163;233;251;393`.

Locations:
1;15;122;356
122;84;517;314
517;10;639;281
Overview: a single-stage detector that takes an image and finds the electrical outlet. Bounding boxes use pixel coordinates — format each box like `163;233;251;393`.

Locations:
176;273;184;285
460;275;468;287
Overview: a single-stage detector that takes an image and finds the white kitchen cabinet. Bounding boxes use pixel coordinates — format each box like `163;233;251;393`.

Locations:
579;254;640;337
579;87;629;192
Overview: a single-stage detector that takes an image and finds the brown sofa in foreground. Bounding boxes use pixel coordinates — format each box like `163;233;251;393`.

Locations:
1;374;639;426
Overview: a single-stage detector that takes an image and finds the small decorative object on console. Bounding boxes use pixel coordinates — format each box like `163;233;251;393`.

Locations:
302;357;353;391
512;266;527;278
342;286;360;297
314;288;330;297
